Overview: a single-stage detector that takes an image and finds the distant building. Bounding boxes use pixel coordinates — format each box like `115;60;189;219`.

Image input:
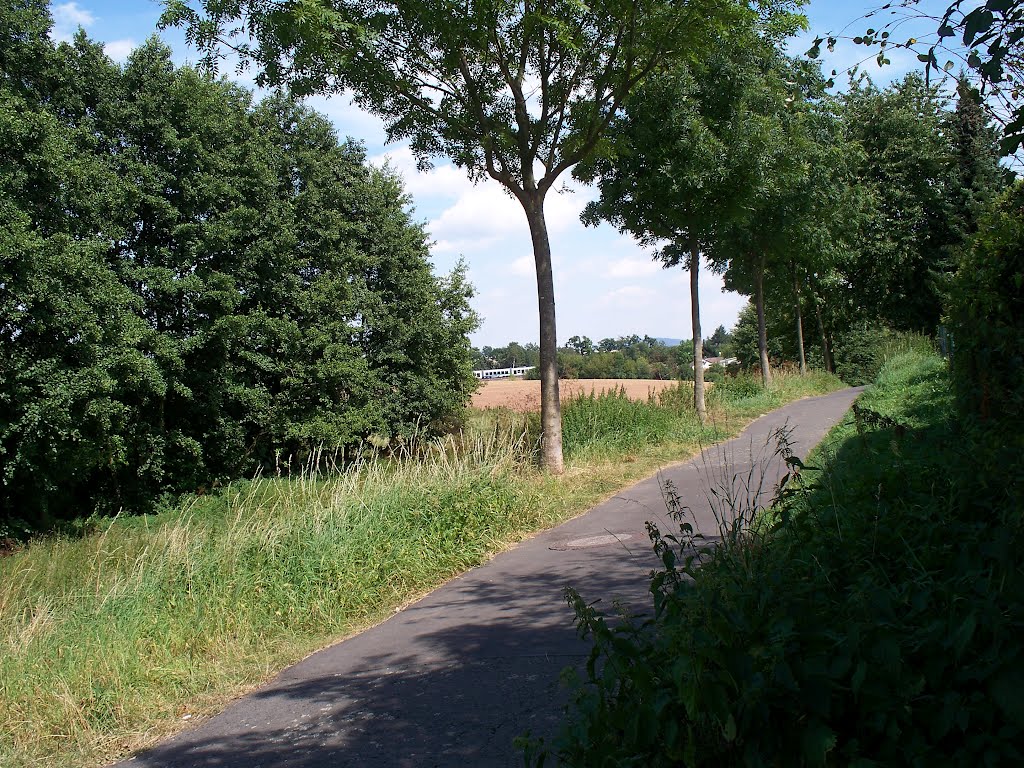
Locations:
692;357;739;371
473;366;536;380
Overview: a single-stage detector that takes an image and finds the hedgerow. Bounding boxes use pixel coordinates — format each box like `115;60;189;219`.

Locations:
534;352;1024;767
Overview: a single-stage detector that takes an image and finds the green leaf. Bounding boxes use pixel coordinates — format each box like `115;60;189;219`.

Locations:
801;720;837;765
951;614;977;657
990;672;1024;726
851;660;867;694
963;8;994;46
723;714;737;742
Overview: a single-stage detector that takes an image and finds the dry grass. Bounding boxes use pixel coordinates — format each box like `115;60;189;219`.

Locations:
472;378;685;412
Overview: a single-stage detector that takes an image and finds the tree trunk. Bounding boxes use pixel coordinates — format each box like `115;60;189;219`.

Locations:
793;270;807;375
755;254;772;388
689;250;706;421
814;299;834;374
523;193;564;474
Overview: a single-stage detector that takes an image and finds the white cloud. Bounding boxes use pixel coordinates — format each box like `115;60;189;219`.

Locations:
50;2;94;42
605;257;663;279
428;181;526;253
543;185;589;233
427;175;589;255
508;255;534;277
601;285;657;306
371;146;476;202
104;39;136;62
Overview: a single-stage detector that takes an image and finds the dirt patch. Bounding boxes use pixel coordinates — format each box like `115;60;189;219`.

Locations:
0;537;22;557
471;378;682;412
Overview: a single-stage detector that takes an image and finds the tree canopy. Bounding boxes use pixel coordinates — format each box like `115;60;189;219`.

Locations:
809;0;1024;153
160;0;805;472
1;5;478;531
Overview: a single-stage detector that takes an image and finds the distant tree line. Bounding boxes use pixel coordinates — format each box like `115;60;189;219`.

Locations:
471;329;734;381
1;4;477;532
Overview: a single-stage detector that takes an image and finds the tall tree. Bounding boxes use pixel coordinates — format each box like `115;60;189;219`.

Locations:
160;0;778;472
707;54;829;387
838;73;960;334
1;9;160;524
2;8;479;528
574;24;804;412
775;89;861;376
946;76;1010;241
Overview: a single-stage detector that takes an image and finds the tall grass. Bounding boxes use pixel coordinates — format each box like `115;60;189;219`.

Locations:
1;432;544;767
562;385;698;458
562;370;839;461
0;368;844;768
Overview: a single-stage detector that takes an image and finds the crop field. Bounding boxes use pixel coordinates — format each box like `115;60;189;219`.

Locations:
471;378;684;412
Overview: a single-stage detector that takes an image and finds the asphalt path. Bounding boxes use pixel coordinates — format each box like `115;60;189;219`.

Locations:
118;387;862;768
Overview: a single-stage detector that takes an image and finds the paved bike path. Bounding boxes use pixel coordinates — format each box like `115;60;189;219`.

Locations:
120;387;862;768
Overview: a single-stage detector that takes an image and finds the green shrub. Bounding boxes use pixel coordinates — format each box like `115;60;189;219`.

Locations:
831;325;934;386
945;183;1024;511
946;182;1024;430
706;371;763;402
535;352;1024;767
562;388;682;457
0;24;479;532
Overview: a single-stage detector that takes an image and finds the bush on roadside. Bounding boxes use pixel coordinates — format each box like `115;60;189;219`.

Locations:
945;181;1024;499
533;352;1024;767
0;13;479;533
706;370;763;401
830;324;934;386
561;388;683;457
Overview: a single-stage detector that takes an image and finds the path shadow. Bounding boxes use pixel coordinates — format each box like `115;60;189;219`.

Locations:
124;390;863;768
125;562;655;768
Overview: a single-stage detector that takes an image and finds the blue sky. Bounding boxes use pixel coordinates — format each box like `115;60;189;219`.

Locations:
47;0;948;347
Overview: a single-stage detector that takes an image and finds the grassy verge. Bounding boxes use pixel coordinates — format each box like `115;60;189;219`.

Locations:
0;369;841;768
541;351;1024;767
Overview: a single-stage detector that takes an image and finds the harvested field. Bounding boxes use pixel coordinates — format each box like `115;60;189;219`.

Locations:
471;378;684;412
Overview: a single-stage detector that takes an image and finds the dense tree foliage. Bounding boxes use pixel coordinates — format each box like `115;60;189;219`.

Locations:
472;334;729;381
0;5;477;532
947;179;1024;460
717;72;1007;384
836;74;961;334
160;0;803;473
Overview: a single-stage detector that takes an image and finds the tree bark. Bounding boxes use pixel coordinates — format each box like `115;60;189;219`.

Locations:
689;250;706;421
814;299;834;374
754;254;772;388
523;193;564;474
793;269;807;375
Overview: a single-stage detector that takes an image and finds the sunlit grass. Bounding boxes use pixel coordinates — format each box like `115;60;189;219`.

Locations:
0;368;844;768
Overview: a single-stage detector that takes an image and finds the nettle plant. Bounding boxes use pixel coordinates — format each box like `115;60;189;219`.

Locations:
529;390;1024;767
